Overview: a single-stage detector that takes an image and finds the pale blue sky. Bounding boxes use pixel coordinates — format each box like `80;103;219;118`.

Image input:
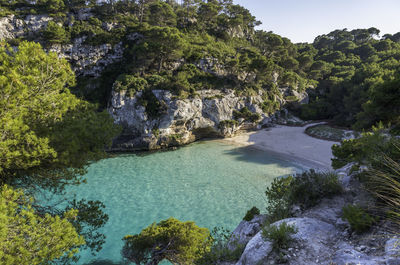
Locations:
233;0;400;43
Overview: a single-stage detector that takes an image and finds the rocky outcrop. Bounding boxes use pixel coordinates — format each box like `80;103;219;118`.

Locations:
108;89;283;151
0;14;52;39
228;166;400;265
49;38;124;77
237;217;338;265
229;215;267;250
0;14;124;77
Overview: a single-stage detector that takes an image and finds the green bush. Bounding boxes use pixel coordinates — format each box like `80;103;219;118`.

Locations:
265;170;342;222
152;127;160;138
42;21;70;44
123;218;212;265
138;89;167;118
260;100;280;114
262;222;297;250
233;107;261;122
218;120;239;129
243;206;260;221
365;151;400;228
196;227;244;265
331;125;400;170
305;124;347;142
285;95;298;101
288;171;343;209
265;176;293;223
169;134;183;143
113;74;148;96
342;204;377;234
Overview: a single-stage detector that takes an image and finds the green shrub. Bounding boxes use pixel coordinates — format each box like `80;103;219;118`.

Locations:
147;74;166;87
218;120;239;129
42;21;70;44
196;227;244;265
138;89;167;118
305;124;347;142
265;170;342;222
152;127;160;138
365;151;400;228
243;206;260;221
331;124;400;170
260;100;280;114
342;204;377;234
233;107;261;122
288;171;343;209
169;134;183;142
265;176;293;223
285;95;298;101
123;218;212;265
262;222;297;250
113;74;148;96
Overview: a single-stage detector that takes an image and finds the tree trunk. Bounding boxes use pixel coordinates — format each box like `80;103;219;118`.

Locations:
158;57;164;73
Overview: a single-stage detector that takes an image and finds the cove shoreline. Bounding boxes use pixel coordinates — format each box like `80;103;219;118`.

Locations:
219;122;334;171
107;122;335;171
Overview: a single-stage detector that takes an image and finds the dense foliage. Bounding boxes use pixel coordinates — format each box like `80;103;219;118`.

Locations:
243;206;260;221
1;0;316;114
342;204;376;234
297;28;400;130
366;152;400;229
0;41;120;191
265;170;342;222
195;227;244;265
122;218;212;265
0;41;120;263
0;185;84;264
262;222;297;251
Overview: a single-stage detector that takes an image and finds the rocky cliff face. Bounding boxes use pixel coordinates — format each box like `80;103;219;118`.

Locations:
49;38;123;77
108;89;287;151
0;14;51;39
0;14;124;77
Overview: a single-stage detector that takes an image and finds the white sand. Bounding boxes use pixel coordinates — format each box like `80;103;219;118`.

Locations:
222;123;335;170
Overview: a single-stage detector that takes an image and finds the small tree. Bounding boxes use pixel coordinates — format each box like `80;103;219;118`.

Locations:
42;21;69;44
122;218;212;265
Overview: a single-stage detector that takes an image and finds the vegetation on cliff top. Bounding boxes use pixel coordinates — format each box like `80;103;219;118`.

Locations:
3;0;400;130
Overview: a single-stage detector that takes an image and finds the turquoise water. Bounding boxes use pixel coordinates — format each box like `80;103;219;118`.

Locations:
52;141;305;264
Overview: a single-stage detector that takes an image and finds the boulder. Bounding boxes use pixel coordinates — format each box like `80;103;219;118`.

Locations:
228;215;267;250
236;217;338;265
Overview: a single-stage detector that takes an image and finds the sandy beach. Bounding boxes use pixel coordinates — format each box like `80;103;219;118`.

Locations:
222;123;335;170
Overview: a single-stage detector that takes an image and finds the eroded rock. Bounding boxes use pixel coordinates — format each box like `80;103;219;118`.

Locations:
108;89;276;151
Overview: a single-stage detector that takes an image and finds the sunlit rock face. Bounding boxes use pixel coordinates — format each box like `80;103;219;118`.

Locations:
108;89;276;151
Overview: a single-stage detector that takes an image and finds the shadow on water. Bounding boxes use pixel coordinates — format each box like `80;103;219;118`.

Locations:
223;144;290;166
224;143;323;170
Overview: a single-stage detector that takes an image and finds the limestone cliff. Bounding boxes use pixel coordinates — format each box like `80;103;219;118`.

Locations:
0;14;124;77
108;89;290;151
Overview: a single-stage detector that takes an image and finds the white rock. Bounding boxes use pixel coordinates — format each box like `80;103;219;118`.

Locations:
109;89;275;150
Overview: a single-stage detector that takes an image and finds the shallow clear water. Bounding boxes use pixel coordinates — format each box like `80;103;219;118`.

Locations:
51;140;305;264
